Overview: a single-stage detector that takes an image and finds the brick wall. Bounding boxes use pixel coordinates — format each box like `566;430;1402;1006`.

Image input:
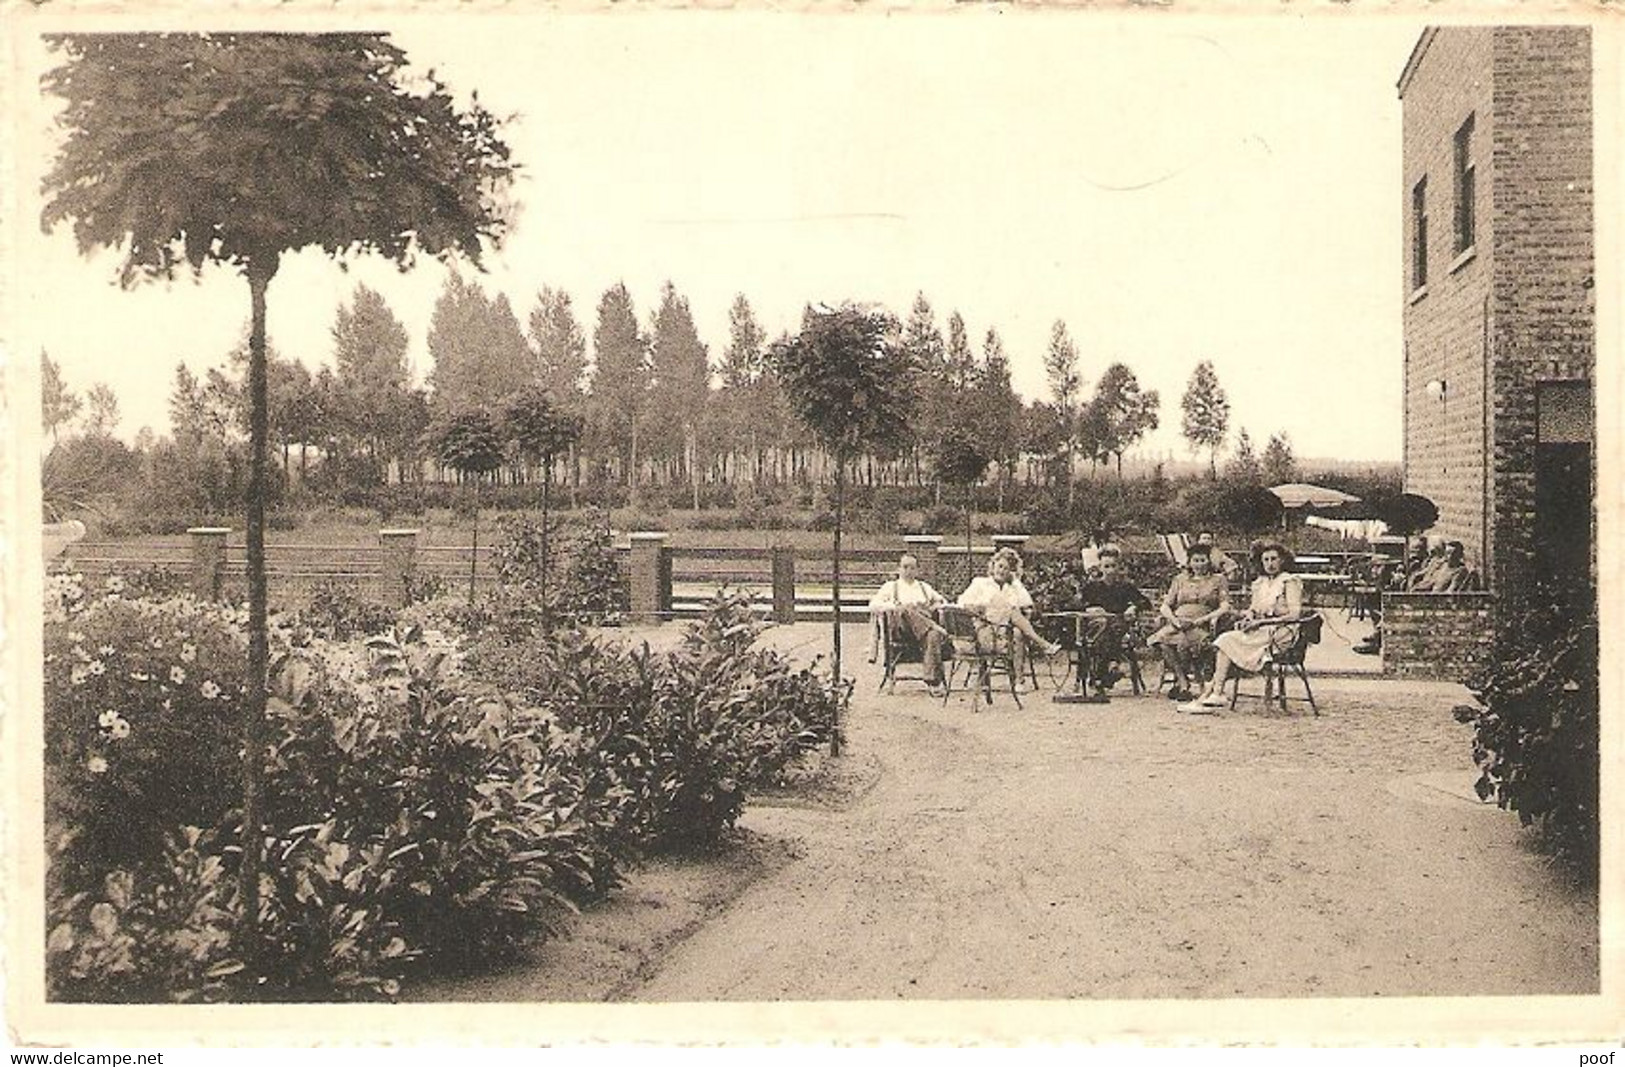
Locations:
1400;26;1594;598
1381;591;1495;681
936;546;994;598
1400;28;1495;578
1489;26;1595;596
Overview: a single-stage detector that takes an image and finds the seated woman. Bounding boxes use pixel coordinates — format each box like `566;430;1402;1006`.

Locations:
1179;541;1304;713
869;553;949;680
955;548;1063;693
1147;543;1231;703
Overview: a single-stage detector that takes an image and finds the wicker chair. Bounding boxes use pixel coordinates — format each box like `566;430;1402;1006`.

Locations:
937;606;1022;709
1228;613;1323;715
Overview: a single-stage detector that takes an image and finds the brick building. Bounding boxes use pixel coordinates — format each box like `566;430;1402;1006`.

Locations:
1397;26;1595;599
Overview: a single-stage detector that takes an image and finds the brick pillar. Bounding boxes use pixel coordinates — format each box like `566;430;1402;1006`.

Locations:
991;533;1031;560
379;528;420;608
771;544;797;623
187;527;230;601
903;534;943;589
629;532;671;624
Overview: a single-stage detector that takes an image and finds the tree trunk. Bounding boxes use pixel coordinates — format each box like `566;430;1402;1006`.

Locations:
689;427;700;511
540;459;551;627
469;478;480;604
830;458;844;758
239;257;278;976
965;482;974;554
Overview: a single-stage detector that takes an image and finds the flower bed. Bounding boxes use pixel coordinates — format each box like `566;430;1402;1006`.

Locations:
44;573;844;1002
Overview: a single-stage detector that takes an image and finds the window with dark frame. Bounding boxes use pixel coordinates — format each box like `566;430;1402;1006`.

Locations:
1453;114;1476;255
1411;176;1428;290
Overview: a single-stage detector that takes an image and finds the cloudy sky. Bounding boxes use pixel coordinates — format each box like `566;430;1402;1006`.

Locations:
13;10;1427;462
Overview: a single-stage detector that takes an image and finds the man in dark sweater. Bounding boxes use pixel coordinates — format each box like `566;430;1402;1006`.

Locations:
1074;548;1153;701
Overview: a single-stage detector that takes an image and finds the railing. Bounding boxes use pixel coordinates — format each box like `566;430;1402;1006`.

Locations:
54;527;1374;622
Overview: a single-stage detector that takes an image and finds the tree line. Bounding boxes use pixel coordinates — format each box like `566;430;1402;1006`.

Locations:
43;278;1303;507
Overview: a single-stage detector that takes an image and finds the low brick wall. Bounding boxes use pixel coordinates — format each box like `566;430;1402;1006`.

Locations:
1381;591;1496;681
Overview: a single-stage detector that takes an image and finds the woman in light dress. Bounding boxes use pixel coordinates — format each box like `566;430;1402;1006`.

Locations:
1179;541;1304;713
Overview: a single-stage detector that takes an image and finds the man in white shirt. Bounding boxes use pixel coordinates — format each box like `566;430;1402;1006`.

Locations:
869;554;950;685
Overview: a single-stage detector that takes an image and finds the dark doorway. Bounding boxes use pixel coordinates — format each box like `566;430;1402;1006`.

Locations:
1534;381;1594;598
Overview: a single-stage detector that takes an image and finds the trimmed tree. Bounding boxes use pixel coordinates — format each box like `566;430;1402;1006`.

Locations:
770;304;915;754
433;410;507;601
932;428;992;553
503;386;583;624
40;31;514;964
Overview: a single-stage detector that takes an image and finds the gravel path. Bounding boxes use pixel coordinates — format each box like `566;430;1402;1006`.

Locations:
622;634;1598;1001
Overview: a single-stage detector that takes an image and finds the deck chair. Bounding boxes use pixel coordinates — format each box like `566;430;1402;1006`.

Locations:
877;608;937;693
1157;533;1191;567
1229;613;1323;716
937;606;1022;710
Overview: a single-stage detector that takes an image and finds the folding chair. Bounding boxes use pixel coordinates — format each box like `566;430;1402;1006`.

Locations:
1229;613;1323;716
937;606;1022;710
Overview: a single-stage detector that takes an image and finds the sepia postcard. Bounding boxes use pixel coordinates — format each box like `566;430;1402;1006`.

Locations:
0;0;1619;1049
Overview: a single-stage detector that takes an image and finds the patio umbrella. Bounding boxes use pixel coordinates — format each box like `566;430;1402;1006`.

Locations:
1268;482;1362;510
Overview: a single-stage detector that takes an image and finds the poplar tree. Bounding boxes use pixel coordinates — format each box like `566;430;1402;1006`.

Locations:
1180;360;1230;478
1043;319;1082;505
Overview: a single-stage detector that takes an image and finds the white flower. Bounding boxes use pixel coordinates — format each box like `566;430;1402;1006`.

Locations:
109;719;131;740
67;631;85;645
200;681;221;700
130;671;151;682
70;666;89;686
169;666;186;685
97;710;119;728
150;637;164;649
98;645;115;657
86;755;108;775
180;643;197;663
106;576;126;594
89;660;106;676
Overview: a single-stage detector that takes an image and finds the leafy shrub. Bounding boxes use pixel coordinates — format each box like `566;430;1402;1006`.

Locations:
558;508;629;625
262;628;615;975
297;580;395;640
469;591;844;852
46;826;241;1004
1453;590;1599;878
43;578;249;889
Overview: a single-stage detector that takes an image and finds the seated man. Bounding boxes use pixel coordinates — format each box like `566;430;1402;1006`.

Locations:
1406;538;1445;591
1194;530;1242;583
956;548;1062;695
869;553;949;684
1073;547;1153;702
1417;540;1473;592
